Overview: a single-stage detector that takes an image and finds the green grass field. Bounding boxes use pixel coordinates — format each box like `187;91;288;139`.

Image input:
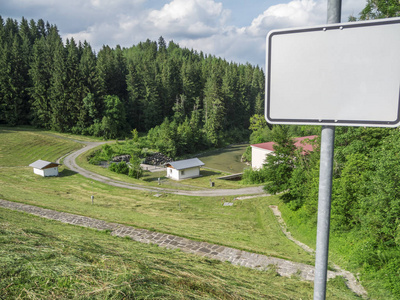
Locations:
0;127;363;298
0;127;85;167
0;208;359;299
196;144;249;173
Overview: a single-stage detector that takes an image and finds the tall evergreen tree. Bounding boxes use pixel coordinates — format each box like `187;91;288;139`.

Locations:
203;69;225;146
49;34;67;131
64;38;83;130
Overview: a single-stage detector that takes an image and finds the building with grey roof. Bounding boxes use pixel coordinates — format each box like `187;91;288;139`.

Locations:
29;160;60;177
165;158;204;180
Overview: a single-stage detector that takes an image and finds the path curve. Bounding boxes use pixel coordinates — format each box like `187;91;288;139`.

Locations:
62;142;266;197
269;205;367;298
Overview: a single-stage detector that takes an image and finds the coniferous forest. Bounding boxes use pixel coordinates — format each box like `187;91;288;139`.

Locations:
0;16;264;155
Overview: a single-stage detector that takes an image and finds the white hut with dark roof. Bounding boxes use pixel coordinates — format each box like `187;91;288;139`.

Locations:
165;158;204;180
29;160;60;177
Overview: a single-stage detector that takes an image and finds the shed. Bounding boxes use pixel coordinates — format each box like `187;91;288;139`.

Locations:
251;135;317;169
165;158;204;180
29;160;60;177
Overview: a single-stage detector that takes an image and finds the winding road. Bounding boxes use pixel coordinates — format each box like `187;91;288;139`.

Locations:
62;142;266;197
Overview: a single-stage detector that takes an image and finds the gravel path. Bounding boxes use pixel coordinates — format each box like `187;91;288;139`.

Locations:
62;142;266;197
269;205;367;298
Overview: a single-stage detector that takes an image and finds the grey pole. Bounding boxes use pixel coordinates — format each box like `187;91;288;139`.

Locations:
313;3;341;299
314;0;342;300
313;126;335;299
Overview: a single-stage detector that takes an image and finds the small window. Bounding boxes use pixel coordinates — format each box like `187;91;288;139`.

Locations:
181;170;185;175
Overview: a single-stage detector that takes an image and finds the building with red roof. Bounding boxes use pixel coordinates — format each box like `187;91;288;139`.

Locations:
251;135;317;169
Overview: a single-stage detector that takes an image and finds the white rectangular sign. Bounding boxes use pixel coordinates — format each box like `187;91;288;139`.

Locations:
265;18;400;127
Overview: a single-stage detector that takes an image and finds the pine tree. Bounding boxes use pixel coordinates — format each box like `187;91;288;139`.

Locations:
126;62;145;130
49;35;67;131
203;68;225;147
64;38;83;130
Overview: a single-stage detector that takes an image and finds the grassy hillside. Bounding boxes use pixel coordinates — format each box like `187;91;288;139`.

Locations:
0;127;363;298
0;127;85;166
0;208;359;299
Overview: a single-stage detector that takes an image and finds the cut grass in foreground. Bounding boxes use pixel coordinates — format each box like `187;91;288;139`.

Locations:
0;165;312;265
0;208;360;299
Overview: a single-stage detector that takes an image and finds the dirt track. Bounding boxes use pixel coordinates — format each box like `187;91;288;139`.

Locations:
62;142;267;197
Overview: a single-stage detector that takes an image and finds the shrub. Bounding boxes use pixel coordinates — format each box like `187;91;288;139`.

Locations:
241;167;269;184
109;162;129;175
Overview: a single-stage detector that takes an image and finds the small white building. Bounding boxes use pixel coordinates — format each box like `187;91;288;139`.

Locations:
29;160;60;177
251;135;317;169
165;158;204;180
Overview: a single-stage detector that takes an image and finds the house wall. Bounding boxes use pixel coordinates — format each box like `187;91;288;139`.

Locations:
33;168;45;177
167;167;179;180
43;167;59;177
166;166;200;180
251;147;273;169
33;167;58;177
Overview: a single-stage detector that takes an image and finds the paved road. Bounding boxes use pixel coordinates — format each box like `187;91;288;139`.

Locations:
62;142;266;197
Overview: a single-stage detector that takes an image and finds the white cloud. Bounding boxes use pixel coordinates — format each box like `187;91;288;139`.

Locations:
246;0;326;37
146;0;230;38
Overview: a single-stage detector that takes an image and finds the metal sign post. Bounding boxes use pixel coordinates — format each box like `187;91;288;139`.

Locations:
265;2;400;298
313;1;340;299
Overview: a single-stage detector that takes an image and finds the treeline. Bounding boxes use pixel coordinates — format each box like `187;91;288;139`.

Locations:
0;16;264;149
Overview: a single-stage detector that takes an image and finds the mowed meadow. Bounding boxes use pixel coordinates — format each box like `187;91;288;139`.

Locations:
0;127;360;299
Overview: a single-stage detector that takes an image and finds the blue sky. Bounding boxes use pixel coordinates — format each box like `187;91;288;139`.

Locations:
2;0;366;67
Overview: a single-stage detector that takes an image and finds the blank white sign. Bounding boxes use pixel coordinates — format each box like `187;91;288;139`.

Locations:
265;18;400;127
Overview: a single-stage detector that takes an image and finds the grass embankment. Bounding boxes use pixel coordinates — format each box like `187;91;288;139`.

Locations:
0;127;85;166
0;208;358;299
0;164;311;264
0;127;310;262
0;127;362;298
278;203;394;300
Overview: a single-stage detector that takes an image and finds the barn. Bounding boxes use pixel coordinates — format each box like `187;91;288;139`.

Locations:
29;160;60;177
165;158;204;180
251;135;317;169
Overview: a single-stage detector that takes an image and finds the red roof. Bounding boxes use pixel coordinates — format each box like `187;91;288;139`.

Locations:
251;135;317;153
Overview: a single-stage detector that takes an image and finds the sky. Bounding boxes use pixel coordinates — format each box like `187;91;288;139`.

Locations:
2;0;367;67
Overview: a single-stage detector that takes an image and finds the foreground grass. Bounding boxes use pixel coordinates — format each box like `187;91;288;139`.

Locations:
0;208;360;299
0;165;312;265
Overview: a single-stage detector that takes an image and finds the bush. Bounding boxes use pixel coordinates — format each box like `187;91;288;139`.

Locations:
241;145;252;162
241;167;269;184
109;162;129;175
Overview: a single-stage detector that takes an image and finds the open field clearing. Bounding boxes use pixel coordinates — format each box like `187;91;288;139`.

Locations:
0;208;359;299
196;144;249;174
